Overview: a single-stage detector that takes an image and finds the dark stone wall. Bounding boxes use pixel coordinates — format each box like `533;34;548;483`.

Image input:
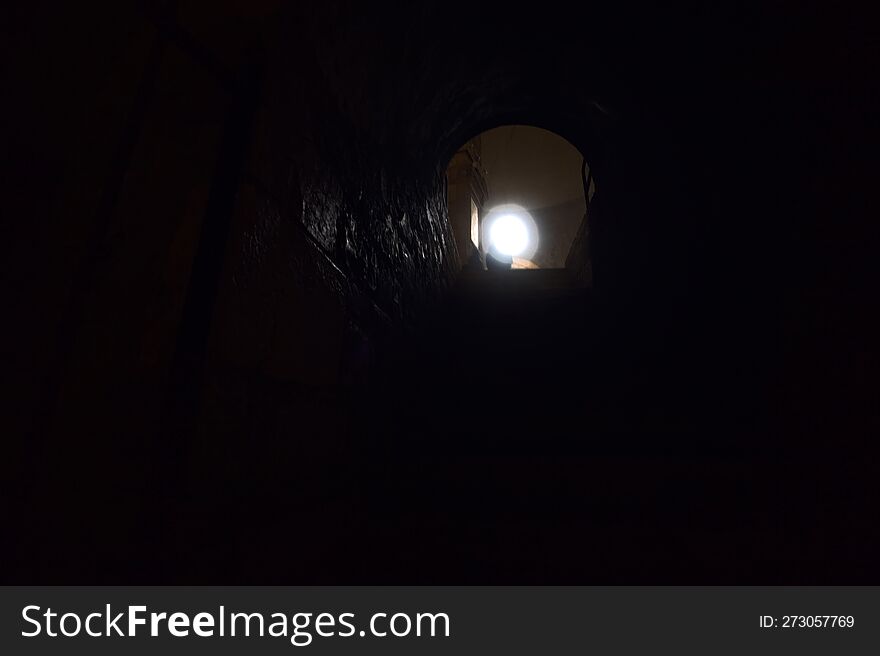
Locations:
4;1;467;579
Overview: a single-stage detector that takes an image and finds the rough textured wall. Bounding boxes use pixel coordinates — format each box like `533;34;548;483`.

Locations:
5;1;465;579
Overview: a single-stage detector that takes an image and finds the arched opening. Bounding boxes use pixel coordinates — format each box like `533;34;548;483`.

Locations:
445;125;596;282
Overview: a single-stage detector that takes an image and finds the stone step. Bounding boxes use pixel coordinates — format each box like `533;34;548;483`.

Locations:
455;268;582;296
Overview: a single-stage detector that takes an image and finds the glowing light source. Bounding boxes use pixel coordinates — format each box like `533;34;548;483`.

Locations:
489;214;529;256
482;204;538;260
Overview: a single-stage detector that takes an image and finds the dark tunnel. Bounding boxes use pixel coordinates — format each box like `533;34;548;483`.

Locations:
3;1;879;583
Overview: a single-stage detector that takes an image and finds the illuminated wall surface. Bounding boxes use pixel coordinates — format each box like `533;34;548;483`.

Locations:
479;126;586;269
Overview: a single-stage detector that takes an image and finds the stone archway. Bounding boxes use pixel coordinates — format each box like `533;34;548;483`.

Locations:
445;125;596;276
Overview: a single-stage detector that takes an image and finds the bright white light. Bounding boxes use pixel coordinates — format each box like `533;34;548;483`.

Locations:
482;204;538;261
489;213;529;256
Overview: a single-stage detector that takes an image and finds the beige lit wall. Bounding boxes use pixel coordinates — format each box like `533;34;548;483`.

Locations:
480;126;586;269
